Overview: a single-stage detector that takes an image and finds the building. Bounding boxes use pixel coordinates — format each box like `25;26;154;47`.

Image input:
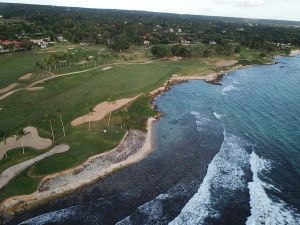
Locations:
0;40;20;50
180;39;190;44
178;29;182;33
57;35;65;42
43;37;51;42
169;28;174;33
209;40;217;45
31;39;48;48
143;40;150;45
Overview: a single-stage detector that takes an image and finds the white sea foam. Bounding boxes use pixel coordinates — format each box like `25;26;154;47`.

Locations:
116;193;169;225
222;84;238;95
246;152;300;225
213;112;223;120
169;134;250;225
191;111;212;132
20;207;76;225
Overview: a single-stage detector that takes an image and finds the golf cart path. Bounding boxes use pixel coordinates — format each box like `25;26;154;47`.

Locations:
0;144;70;190
0;60;161;101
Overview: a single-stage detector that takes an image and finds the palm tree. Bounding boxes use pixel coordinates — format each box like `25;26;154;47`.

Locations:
56;109;66;137
1;130;8;159
87;107;95;130
45;114;55;141
106;97;116;127
16;129;30;155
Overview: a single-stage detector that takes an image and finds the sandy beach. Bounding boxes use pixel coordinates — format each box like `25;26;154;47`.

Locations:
290;49;300;56
0;118;157;219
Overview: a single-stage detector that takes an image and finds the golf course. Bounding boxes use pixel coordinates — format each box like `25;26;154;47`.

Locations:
0;42;277;203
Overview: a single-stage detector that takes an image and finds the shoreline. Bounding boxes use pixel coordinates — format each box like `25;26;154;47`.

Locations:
0;53;287;222
0;118;157;222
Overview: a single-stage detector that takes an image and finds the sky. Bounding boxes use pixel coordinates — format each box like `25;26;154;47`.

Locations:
2;0;300;21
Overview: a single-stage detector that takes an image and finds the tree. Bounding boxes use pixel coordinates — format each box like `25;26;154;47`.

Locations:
16;129;30;155
203;48;217;58
111;36;130;52
106;97;116;127
151;45;171;59
0;130;9;159
4;43;14;57
45;114;55;141
87;107;95;130
56;109;66;137
20;40;34;51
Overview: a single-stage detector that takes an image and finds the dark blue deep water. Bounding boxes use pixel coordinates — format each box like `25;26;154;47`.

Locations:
14;55;300;225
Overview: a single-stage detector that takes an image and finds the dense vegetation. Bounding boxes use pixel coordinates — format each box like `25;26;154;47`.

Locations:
1;3;300;55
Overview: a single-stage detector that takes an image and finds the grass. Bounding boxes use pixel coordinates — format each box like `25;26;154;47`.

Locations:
0;147;44;174
0;169;41;201
0;51;50;89
0;46;279;202
239;47;274;65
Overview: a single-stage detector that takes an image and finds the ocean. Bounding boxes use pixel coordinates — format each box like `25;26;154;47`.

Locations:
8;54;300;225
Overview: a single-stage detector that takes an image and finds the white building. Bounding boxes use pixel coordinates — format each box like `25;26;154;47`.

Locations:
209;40;217;45
31;39;48;48
144;40;150;45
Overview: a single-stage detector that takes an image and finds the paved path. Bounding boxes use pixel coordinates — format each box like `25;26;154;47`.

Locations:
0;144;70;190
0;60;162;101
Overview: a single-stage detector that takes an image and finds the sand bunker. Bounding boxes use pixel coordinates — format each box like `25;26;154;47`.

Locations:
18;73;32;80
0;83;18;95
26;87;44;91
0;127;52;160
215;60;238;67
0;118;156;217
102;66;112;71
0;144;70;190
71;96;139;126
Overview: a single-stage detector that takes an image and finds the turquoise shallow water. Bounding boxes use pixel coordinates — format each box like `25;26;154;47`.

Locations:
14;55;300;225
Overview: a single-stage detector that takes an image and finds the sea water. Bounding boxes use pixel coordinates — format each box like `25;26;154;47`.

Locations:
16;55;300;225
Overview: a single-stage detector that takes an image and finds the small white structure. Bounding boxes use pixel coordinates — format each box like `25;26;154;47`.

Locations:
31;39;48;48
169;28;174;33
143;40;150;45
57;36;64;42
178;29;182;33
43;37;51;42
181;39;190;44
209;40;217;45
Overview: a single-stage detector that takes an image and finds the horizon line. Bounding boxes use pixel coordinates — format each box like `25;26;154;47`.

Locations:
1;1;300;23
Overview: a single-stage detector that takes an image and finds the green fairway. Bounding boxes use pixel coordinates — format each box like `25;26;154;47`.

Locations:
0;169;41;201
0;62;178;131
0;147;45;174
0;51;50;89
0;48;276;203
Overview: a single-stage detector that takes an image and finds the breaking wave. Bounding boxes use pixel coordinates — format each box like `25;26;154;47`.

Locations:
246;152;300;225
169;133;250;225
222;84;238;95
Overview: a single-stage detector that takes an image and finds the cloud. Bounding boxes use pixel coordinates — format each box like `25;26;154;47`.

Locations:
214;0;266;7
236;0;265;7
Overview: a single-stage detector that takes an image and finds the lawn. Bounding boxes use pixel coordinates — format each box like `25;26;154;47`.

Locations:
0;61;178;201
0;49;277;202
0;51;50;89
